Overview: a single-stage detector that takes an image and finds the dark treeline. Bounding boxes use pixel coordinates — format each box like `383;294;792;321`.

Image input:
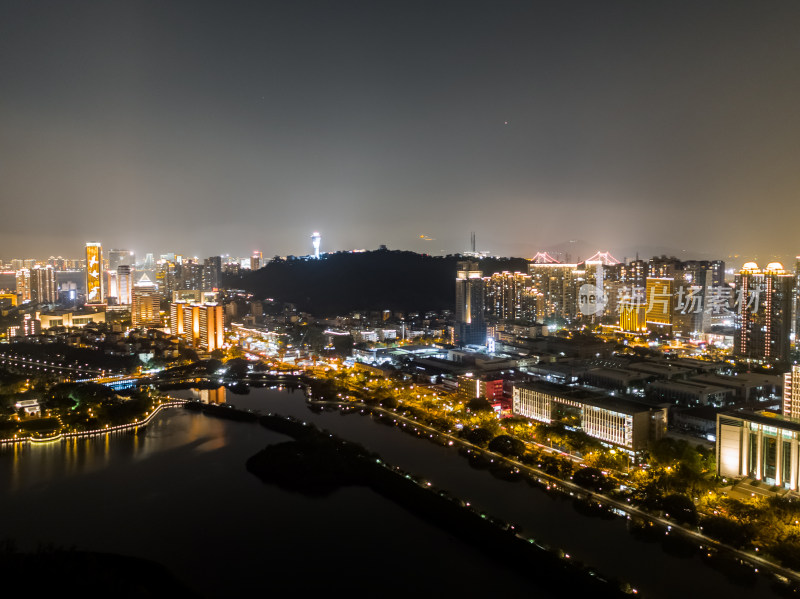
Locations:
184;401;258;422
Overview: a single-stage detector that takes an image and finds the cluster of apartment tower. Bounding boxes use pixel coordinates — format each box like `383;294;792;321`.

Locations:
457;252;798;365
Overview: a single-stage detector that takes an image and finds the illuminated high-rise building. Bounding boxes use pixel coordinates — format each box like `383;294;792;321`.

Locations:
251;251;262;271
48;256;66;270
156;260;177;296
85;242;104;304
117;265;132;305
22;313;41;336
170;301;186;338
734;262;794;364
15;268;30;302
620;259;647;291
202;256;222;290
484;271;534;321
573;260;605;320
528;261;578;322
198;303;224;352
619;300;647;334
176;261;204;291
30;265;57;304
648;256;681;279
455;261;486;346
794;256;800;345
107;249;134;301
131;274;161;328
172;302;224;351
645;277;673;334
670;260;725;337
784;365;800;419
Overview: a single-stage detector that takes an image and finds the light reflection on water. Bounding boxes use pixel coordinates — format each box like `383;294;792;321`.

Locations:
1;408;235;492
0;401;546;598
0;386;789;598
191;385;786;599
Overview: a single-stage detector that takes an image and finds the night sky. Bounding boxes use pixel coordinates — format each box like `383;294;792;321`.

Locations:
3;1;800;261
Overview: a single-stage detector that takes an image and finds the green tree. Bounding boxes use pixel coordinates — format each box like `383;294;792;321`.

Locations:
700;516;751;548
227;345;245;359
332;335;354;357
465;427;494;446
225;358;250;379
467;397;492;412
488;434;525;457
662;493;698;525
572;467;608;491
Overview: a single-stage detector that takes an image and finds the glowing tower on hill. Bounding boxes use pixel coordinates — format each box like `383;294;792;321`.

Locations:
311;231;321;259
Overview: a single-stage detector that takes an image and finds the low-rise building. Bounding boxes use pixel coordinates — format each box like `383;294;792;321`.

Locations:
512;381;666;451
38;309;106;329
648;379;734;407
581;367;650;394
457;374;504;401
691;372;782;403
717;410;800;490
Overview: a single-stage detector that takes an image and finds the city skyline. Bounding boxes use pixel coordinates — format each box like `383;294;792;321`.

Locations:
1;235;799;269
5;3;800;594
3;1;800;258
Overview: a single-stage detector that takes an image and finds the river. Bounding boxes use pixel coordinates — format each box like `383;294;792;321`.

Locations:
0;389;553;597
0;385;786;597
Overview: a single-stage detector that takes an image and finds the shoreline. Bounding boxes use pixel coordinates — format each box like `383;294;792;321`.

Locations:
0;399;187;447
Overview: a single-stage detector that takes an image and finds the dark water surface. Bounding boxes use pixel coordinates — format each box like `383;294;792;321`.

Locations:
0;385;786;597
0;393;554;597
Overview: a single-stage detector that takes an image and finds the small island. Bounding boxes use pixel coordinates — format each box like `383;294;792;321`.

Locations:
248;414;632;598
0;380;163;442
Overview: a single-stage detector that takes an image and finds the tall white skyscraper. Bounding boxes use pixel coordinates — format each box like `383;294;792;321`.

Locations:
117;265;132;305
107;249;134;301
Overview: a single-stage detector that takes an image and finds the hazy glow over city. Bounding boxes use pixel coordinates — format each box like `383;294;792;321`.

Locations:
3;1;800;261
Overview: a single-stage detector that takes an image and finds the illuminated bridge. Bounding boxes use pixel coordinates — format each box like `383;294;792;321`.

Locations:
80;376;147;390
0;352;106;378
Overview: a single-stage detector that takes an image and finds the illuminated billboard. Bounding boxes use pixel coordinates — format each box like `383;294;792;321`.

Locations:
85;242;103;303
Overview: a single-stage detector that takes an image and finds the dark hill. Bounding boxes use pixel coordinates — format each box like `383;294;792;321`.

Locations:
229;250;529;315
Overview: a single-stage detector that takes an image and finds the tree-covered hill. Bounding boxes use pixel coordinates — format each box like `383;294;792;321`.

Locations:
229;249;529;315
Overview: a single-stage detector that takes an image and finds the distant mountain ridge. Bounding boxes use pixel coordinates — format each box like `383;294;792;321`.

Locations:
230;249;529;315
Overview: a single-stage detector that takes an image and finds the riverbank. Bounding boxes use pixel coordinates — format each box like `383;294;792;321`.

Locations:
307;398;800;592
3;384;793;597
249;413;634;597
0;399;187;447
163;384;800;593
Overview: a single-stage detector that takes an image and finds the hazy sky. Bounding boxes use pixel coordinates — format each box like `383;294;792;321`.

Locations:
2;1;800;262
